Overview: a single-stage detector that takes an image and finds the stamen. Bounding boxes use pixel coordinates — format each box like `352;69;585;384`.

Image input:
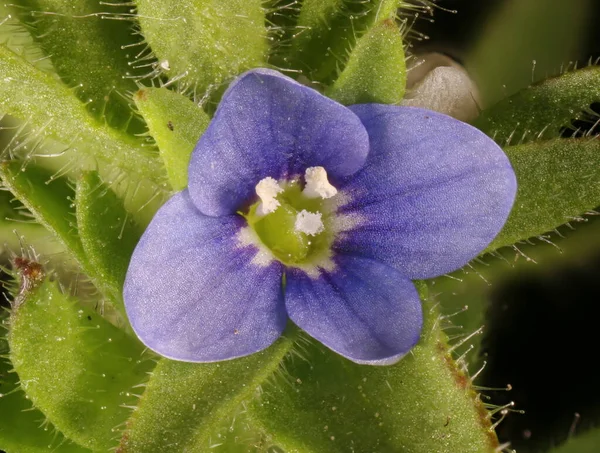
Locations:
303;166;338;199
295;210;325;236
255;177;283;216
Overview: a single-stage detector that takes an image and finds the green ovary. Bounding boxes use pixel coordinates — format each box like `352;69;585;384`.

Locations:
245;182;331;265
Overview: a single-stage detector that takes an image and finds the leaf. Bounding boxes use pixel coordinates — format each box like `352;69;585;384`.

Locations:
466;0;593;105
0;44;165;184
248;288;497;453
119;285;498;453
0;355;91;453
12;0;145;133
0;162;86;264
326;19;406;105
548;427;600;453
474;67;600;146
118;335;295;452
287;0;400;84
134;88;210;191
134;0;267;95
0;185;64;257
8;276;155;452
487;138;600;252
75;171;143;317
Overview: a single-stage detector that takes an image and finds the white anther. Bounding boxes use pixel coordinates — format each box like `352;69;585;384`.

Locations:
295;210;325;236
255;177;284;216
303;166;338;199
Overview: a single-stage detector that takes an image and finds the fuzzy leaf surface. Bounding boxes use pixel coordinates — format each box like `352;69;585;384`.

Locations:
118;336;294;452
0;347;91;453
0;186;63;256
289;0;400;84
248;290;496;453
75;171;143;317
0;44;164;183
475;67;600;146
549;428;600;453
8;278;155;452
0;162;85;263
134;0;267;97
326;19;406;105
487;138;600;252
13;0;145;132
119;285;497;453
134;88;210;191
467;0;592;105
0;163;127;314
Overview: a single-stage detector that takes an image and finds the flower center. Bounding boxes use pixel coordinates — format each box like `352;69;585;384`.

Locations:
244;167;338;265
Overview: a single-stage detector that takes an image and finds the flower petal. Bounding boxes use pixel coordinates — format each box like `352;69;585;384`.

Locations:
188;69;369;216
337;105;517;279
124;191;286;362
285;256;423;365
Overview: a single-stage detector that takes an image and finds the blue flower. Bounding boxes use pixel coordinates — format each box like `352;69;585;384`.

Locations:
124;69;516;366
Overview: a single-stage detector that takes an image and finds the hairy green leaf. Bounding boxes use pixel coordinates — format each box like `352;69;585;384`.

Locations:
475;67;600;146
0;162;85;263
119;285;497;453
1;312;90;453
134;88;210;191
326;19;406;105
75;171;143;317
549;428;600;453
134;0;267;96
8;277;155;452
12;0;145;132
248;288;497;453
467;0;593;105
0;163;127;316
0;355;91;453
118;335;295;452
288;0;400;84
0;44;165;184
488;138;600;252
0;186;63;257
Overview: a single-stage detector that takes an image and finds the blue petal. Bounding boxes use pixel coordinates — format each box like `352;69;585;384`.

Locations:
188;69;369;216
124;191;286;362
285;256;423;365
336;105;517;279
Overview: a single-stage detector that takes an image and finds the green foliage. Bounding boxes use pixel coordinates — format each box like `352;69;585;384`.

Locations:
134;88;210;191
0;162;86;264
0;351;91;453
487;138;600;252
286;0;400;84
250;293;496;453
12;0;144;132
0;44;164;184
75;171;143;316
0;183;63;256
0;163;132;318
549;428;600;453
8;277;155;451
134;0;267;95
326;19;406;105
475;67;600;145
119;335;294;452
117;286;498;453
466;0;593;105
